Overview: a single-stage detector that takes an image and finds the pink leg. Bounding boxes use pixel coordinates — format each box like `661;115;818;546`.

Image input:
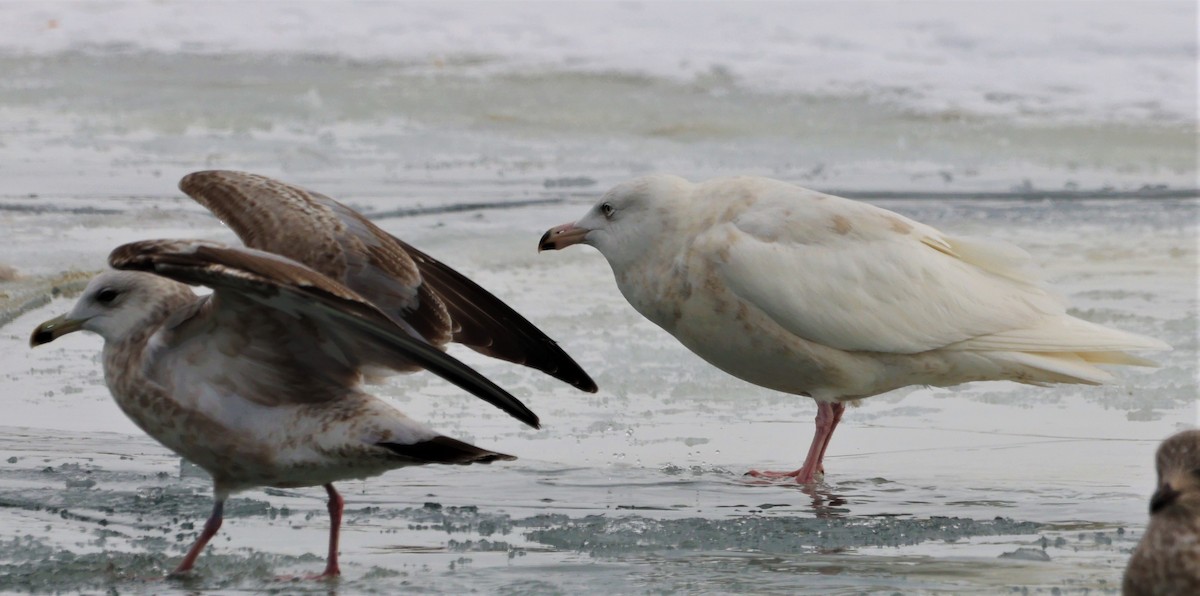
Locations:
815;402;846;474
171;499;224;576
311;484;343;579
747;401;843;484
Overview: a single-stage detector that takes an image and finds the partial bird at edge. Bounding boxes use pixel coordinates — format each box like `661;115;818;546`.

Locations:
1124;429;1200;595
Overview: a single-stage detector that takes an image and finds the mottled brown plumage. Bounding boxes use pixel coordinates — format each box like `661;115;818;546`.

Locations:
180;170;597;392
30;239;528;578
29;170;594;577
1124;429;1200;595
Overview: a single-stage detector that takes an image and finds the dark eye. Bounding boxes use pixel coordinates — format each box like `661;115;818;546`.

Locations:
95;288;120;304
600;202;615;218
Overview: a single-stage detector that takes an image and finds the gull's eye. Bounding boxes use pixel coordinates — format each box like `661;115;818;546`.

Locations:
95;288;120;304
600;202;615;218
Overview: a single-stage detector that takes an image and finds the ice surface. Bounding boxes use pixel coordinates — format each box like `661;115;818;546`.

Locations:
527;515;1044;555
0;193;1194;593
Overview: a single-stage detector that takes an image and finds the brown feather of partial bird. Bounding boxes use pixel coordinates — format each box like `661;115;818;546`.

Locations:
1124;429;1200;595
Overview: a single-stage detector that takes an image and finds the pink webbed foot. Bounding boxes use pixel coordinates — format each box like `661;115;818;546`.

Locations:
744;467;822;484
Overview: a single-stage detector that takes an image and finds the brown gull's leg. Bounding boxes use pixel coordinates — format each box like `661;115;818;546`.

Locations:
746;401;839;483
309;483;344;579
170;499;224;577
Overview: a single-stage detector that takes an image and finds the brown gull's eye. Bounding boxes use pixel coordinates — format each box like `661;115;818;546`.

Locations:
96;288;120;304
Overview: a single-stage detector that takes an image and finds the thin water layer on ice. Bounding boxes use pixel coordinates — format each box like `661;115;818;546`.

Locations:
0;429;1150;594
0;192;1194;593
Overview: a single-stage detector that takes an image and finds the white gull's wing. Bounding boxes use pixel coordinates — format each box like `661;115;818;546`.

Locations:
109;239;540;428
694;191;1070;355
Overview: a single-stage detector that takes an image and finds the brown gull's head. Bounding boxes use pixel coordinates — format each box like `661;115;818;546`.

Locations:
1149;429;1200;514
31;271;193;347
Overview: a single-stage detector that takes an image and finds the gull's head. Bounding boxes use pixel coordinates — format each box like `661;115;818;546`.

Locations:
31;271;192;347
1148;429;1200;515
538;174;693;265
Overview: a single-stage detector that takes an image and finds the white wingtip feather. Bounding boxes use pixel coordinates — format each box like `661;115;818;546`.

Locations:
953;316;1170;354
990;351;1115;386
942;234;1043;286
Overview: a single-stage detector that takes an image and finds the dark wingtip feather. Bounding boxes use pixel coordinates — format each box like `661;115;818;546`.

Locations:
401;239;600;393
379;436;516;465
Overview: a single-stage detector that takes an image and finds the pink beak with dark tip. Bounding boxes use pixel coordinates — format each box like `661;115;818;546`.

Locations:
538;223;590;252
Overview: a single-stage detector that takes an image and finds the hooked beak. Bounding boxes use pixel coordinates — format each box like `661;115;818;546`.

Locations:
538;223;590;252
30;313;86;347
1150;481;1182;513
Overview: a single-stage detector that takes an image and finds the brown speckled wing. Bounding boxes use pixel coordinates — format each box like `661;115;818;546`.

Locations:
179;170;597;393
110;239;540;428
178;170;445;343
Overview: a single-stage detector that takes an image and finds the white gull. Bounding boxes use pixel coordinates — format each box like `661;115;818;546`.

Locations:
539;174;1168;483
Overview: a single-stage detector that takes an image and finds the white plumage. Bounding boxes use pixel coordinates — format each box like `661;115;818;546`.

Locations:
540;174;1168;482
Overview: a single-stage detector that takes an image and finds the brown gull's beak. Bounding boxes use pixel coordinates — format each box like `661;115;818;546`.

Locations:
538;223;590;252
1150;481;1182;513
30;313;85;347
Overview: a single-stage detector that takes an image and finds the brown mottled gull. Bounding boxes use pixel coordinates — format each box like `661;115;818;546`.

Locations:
1124;429;1200;595
30;239;539;578
539;174;1168;483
